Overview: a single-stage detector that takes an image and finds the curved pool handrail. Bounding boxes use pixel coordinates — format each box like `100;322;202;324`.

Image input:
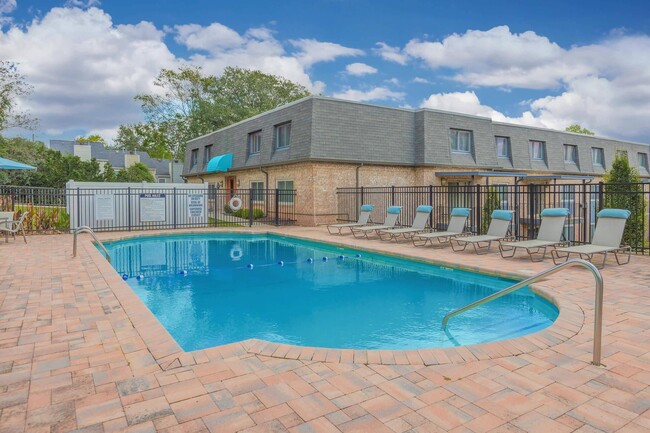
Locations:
441;258;604;366
72;226;111;264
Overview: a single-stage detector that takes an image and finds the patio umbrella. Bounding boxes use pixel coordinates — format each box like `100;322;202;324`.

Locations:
0;157;36;170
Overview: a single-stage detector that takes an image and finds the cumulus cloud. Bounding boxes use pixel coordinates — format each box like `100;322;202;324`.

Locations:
345;62;377;76
290;39;363;67
333;86;405;102
64;0;101;8
0;0;16;25
374;42;408;65
412;77;431;84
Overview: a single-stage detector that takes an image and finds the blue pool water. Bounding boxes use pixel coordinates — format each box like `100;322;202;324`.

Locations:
104;234;558;351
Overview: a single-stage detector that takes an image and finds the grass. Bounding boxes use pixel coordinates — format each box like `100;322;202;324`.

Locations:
209;217;243;227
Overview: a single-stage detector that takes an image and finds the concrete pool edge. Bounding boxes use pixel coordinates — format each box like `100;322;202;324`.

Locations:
86;227;587;369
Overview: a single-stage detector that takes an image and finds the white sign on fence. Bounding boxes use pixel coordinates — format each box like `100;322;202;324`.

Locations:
140;193;166;222
94;194;115;221
187;194;205;218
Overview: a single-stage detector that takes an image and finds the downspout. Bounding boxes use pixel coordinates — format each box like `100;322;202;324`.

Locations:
355;163;364;222
355;163;364;188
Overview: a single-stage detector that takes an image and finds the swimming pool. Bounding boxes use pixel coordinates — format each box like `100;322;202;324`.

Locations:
104;233;558;352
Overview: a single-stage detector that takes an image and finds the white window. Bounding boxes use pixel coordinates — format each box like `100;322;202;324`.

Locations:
495;136;510;158
248;131;262;155
276;180;294;203
274;123;291;149
250;181;264;201
592;148;604;166
530;140;546;161
564;144;578;164
190;148;198;169
639;152;649;171
450;129;472;153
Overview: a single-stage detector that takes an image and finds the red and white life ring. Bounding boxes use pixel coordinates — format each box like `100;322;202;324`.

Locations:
228;196;242;211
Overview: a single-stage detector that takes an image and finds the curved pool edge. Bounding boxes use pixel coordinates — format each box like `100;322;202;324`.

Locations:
85;227;586;369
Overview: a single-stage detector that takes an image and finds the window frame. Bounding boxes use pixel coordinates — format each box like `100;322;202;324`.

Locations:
529;140;546;161
592;147;605;167
248;130;262;155
250;180;265;202
495;136;511;159
274;122;292;150
203;144;212;168
449;129;473;154
190;148;198;169
639;152;649;171
276;179;295;204
564;144;578;164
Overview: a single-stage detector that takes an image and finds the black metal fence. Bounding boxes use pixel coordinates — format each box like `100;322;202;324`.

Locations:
337;183;650;254
0;185;296;232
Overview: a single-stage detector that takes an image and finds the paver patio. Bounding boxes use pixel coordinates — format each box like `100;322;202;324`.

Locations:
1;226;650;432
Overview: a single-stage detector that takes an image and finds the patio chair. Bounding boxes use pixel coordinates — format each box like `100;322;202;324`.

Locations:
498;208;570;262
377;205;433;241
412;208;471;247
0;212;28;243
351;206;401;239
327;204;374;235
551;208;632;269
450;209;513;255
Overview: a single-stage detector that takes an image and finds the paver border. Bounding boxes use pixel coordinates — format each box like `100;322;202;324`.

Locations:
82;228;589;370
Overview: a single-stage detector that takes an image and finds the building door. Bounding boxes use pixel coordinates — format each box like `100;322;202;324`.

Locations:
226;176;236;199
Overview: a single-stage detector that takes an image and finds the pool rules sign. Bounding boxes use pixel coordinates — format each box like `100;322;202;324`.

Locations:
139;193;166;222
188;194;204;218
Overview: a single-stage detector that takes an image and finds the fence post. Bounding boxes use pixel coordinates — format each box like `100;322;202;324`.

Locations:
391;185;395;206
527;184;536;239
10;188;15;212
173;187;177;229
275;189;280;226
76;187;80;228
127;187;132;231
598;181;604;211
428;185;433;228
249;188;254;227
475;184;482;234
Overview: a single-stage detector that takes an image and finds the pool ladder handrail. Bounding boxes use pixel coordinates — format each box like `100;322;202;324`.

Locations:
72;226;111;264
441;259;604;366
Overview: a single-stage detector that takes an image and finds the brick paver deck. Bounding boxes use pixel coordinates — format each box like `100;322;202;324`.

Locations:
1;227;649;432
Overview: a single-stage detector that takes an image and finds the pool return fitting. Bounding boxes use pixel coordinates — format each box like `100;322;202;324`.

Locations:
441;258;604;366
72;226;111;264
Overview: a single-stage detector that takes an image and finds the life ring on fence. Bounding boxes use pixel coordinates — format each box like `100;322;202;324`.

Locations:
230;244;243;261
228;196;242;211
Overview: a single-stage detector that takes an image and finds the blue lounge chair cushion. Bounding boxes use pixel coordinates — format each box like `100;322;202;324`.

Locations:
540;208;570;217
360;204;374;212
491;209;514;221
597;208;631;219
416;205;433;213
387;206;401;214
450;208;471;217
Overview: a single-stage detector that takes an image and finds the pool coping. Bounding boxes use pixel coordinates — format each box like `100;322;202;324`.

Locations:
86;227;588;370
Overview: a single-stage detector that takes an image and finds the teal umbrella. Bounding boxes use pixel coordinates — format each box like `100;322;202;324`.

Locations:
0;157;36;170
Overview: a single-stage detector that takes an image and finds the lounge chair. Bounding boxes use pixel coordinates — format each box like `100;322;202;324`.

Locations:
327;204;374;235
378;205;433;241
450;209;513;255
351;206;401;239
412;207;471;247
0;212;28;243
499;208;569;262
551;209;632;268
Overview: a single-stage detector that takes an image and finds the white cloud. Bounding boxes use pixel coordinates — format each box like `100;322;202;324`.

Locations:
64;0;101;8
374;42;408;65
333;86;405;102
290;39;363;67
345;62;377;76
385;78;400;86
0;0;16;25
174;23;245;51
412;77;430;84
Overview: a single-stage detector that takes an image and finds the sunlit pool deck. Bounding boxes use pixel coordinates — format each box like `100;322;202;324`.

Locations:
1;227;649;432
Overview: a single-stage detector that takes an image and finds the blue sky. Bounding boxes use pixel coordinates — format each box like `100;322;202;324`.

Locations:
2;0;650;144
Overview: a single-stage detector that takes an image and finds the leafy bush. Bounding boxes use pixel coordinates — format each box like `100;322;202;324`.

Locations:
232;208;265;219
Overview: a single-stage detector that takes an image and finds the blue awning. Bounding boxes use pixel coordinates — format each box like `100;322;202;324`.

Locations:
0;157;36;170
206;154;233;173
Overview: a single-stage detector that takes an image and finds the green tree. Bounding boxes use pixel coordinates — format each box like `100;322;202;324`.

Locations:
480;186;502;234
0;61;38;131
102;161;116;182
115;66;310;160
565;124;595;135
603;152;646;248
116;162;155;183
75;134;106;143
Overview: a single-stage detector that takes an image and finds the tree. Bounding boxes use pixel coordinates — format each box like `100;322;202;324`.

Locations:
102;161;116;182
565;124;595;135
0;60;38;131
75;134;106;143
116;162;155;183
480;186;501;234
603;152;646;248
115;66;310;160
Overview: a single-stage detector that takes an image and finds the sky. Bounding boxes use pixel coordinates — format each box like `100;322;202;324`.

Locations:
1;0;650;145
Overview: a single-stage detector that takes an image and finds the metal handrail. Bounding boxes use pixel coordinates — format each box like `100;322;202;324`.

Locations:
441;259;604;366
72;226;111;264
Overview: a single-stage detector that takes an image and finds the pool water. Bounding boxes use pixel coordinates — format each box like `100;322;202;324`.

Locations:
104;233;558;351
